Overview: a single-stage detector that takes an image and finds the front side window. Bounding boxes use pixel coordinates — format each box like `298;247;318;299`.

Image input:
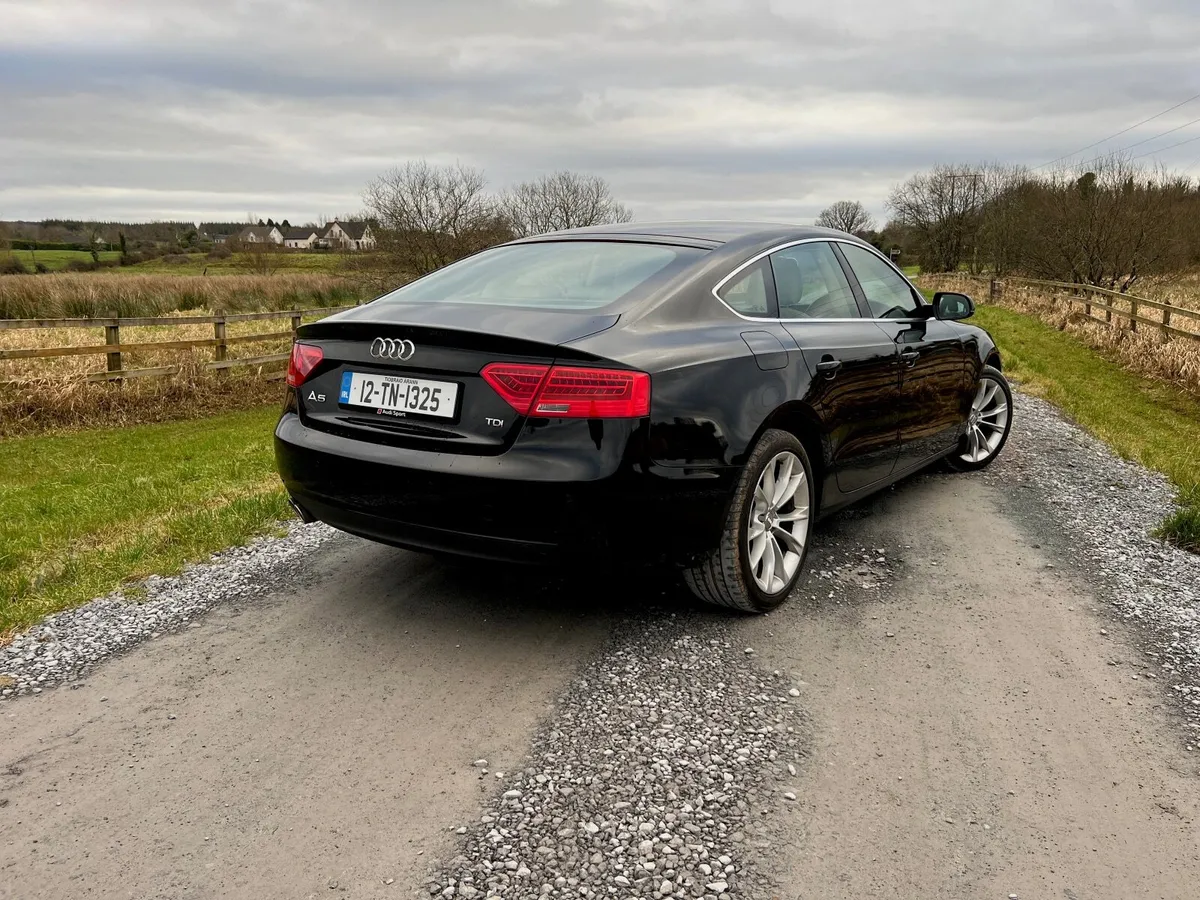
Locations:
769;242;860;319
374;241;705;311
839;243;923;319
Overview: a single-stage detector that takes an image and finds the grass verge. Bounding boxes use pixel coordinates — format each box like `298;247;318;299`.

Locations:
971;305;1200;550
0;405;292;639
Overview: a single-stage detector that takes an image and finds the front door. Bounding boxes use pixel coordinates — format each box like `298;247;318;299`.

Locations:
770;241;902;495
835;243;972;470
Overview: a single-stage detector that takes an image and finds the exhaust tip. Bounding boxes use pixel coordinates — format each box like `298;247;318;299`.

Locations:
288;496;317;524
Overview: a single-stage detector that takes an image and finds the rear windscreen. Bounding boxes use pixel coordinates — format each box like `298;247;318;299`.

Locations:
373;241;706;310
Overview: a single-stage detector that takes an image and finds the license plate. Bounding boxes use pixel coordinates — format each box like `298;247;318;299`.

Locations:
338;371;458;419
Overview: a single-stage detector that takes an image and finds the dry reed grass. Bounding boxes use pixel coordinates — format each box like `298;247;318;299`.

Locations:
0;367;284;438
1123;271;1200;315
919;274;1200;394
0;272;368;319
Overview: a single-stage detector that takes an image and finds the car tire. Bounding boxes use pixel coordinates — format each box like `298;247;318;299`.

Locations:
946;365;1012;472
683;429;815;613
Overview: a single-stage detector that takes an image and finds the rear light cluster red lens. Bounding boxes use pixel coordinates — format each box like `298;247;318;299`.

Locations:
286;342;324;387
481;363;650;418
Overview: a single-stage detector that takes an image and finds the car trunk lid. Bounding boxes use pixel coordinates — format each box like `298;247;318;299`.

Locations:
292;305;619;454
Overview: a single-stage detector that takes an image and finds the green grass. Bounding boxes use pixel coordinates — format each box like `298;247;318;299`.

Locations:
6;249;346;276
0;405;292;637
10;249;123;271
970;305;1200;550
128;252;345;275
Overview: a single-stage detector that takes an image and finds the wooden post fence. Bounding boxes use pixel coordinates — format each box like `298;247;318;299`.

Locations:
0;304;359;383
104;311;121;377
212;309;227;364
923;275;1200;344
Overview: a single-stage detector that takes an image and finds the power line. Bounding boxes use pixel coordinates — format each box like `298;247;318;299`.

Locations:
1066;114;1200;171
1034;91;1200;169
1117;113;1200;153
1130;131;1200;161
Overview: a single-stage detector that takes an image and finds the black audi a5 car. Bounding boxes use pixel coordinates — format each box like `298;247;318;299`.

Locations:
275;221;1011;612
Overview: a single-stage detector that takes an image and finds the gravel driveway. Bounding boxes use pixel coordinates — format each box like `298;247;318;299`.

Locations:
2;392;1198;899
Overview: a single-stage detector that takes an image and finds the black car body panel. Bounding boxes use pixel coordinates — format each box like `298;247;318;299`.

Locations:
276;221;1001;564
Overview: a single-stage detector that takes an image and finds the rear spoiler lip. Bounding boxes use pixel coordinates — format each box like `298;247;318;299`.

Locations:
298;306;621;348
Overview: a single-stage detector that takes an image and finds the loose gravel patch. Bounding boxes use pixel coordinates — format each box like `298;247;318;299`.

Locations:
0;522;340;699
421;613;811;900
984;393;1200;742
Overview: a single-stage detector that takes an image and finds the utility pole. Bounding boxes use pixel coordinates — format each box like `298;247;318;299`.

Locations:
947;171;984;273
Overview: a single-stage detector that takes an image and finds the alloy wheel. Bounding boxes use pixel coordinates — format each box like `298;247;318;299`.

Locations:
746;450;810;594
960;377;1010;464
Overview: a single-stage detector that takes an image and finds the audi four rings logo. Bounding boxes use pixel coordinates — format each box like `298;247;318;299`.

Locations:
370;337;415;361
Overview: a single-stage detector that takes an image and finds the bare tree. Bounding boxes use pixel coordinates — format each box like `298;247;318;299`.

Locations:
1016;155;1192;291
362;161;504;278
814;200;875;236
240;239;283;276
887;164;996;272
502;171;632;238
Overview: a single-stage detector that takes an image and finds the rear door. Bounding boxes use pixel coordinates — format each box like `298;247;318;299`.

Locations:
771;241;902;494
835;242;972;469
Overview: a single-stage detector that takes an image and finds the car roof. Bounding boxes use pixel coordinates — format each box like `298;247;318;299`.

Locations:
512;220;860;248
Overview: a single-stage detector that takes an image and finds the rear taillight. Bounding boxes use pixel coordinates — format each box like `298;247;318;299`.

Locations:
286;342;324;387
479;363;549;414
481;363;650;418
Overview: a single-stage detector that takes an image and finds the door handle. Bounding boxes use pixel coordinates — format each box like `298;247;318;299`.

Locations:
815;357;842;379
900;349;920;367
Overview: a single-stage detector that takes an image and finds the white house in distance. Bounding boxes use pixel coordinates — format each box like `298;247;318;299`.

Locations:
282;227;321;250
322;220;376;251
235;225;283;245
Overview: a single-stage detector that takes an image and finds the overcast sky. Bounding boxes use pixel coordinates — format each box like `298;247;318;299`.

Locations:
2;0;1199;226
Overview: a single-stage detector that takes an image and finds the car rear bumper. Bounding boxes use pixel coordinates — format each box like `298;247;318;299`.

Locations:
274;412;735;564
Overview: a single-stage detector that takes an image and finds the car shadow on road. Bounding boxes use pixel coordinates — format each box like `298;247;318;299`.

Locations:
313;465;967;640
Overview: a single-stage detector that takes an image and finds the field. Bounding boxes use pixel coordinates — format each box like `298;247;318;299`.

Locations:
9;249;123;271
128;251;346;275
0;271;370;320
0;405;289;638
4;249;352;275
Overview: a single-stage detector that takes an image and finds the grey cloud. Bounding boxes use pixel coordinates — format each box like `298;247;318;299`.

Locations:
2;0;1199;222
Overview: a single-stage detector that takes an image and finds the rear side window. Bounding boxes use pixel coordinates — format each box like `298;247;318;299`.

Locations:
374;241;705;311
839;243;924;319
717;259;772;316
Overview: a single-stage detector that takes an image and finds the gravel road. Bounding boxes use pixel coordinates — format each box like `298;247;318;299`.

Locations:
2;392;1199;899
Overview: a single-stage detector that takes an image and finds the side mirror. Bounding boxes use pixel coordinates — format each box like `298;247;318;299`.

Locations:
933;291;975;320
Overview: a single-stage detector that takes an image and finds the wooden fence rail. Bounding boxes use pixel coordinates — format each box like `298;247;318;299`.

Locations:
0;305;356;382
938;275;1200;342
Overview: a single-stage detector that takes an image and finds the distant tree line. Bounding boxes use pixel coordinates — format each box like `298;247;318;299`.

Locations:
884;155;1200;291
